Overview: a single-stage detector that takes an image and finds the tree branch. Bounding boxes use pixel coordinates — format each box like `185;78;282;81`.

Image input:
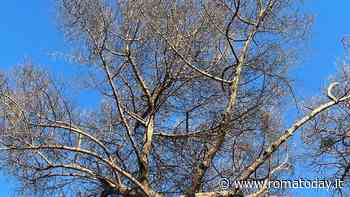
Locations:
240;83;350;180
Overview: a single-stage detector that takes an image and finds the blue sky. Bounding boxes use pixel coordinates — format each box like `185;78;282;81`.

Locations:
0;1;350;196
0;1;64;68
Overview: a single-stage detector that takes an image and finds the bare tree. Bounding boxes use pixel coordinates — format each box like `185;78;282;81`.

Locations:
1;0;347;197
302;56;350;196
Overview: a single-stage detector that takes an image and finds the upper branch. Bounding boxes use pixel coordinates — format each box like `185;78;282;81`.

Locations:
239;82;350;180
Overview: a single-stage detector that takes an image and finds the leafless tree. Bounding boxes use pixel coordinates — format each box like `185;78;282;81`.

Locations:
302;57;350;197
1;0;348;197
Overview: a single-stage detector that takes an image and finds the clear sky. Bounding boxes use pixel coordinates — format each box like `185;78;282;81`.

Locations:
0;1;350;196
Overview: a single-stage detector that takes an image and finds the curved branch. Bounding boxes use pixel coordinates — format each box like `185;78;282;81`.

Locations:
33;121;110;157
327;82;340;101
239;82;350;180
0;144;152;196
